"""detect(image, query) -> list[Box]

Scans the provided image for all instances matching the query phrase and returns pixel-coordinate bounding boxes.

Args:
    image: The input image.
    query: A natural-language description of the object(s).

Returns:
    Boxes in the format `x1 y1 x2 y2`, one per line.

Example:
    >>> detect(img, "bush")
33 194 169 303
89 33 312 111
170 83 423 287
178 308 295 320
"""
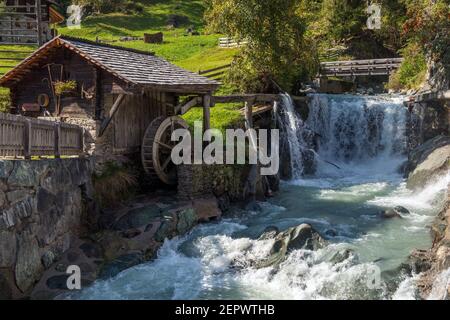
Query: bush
93 161 138 207
388 43 427 91
0 88 10 113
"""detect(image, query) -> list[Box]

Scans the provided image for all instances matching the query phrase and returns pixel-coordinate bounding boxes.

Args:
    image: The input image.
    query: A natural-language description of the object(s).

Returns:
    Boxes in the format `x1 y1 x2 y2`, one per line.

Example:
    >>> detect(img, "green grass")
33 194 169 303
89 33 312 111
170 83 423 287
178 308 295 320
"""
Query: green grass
182 103 244 132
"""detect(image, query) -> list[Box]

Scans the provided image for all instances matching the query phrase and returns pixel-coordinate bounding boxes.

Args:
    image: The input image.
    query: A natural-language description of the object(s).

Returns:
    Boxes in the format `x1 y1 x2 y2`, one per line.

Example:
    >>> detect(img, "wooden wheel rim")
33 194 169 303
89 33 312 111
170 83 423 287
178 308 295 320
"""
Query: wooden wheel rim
142 116 189 185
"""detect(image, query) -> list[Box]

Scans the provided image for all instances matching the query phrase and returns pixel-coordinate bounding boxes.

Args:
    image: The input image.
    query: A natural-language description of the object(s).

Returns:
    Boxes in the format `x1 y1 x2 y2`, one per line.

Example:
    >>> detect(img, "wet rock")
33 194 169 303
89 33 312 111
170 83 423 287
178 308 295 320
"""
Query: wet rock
328 249 354 265
113 206 162 231
121 228 142 239
258 226 280 240
99 253 144 280
286 224 326 251
176 208 197 234
193 197 222 222
79 242 102 259
154 219 175 243
67 251 80 263
55 263 68 273
46 274 70 290
256 224 326 269
381 206 410 219
405 135 450 190
41 251 56 269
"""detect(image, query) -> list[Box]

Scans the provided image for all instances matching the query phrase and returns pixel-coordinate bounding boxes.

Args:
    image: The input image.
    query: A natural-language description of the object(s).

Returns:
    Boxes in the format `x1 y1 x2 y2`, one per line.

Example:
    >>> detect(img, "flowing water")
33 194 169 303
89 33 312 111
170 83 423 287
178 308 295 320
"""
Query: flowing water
71 94 449 300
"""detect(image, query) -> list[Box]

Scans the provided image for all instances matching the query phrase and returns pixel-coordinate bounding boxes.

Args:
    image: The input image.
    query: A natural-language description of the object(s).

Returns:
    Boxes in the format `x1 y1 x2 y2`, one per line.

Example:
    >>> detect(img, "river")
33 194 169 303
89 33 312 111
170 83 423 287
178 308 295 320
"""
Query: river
70 94 449 300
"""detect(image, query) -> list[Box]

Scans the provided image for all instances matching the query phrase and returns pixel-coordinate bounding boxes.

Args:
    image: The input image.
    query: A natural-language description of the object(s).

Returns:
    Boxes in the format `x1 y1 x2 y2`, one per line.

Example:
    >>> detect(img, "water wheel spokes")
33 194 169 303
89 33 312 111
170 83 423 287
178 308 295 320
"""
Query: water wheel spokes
141 116 189 185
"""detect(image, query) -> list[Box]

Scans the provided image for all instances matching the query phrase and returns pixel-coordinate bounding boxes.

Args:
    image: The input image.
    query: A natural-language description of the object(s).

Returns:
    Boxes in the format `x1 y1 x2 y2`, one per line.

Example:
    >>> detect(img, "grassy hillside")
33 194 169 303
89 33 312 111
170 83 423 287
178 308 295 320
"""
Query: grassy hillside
0 0 243 126
59 0 238 72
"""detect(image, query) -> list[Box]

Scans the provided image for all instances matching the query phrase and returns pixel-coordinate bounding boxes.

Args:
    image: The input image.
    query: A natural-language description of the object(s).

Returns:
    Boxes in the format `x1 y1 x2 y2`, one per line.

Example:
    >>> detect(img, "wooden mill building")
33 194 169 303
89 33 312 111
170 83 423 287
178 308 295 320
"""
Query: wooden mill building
0 0 64 45
0 36 219 184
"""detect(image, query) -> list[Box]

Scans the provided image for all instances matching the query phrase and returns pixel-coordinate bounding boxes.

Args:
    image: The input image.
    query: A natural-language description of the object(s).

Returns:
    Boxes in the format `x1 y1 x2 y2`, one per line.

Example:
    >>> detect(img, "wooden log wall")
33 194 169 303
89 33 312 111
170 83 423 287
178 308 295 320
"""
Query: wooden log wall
12 48 97 117
109 89 177 154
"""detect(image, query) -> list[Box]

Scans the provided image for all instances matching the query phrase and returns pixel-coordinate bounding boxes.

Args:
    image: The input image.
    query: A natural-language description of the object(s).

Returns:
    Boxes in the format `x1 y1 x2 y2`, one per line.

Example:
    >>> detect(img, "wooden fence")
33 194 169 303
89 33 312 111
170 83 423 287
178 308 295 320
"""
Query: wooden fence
218 37 248 48
199 64 231 81
0 112 85 158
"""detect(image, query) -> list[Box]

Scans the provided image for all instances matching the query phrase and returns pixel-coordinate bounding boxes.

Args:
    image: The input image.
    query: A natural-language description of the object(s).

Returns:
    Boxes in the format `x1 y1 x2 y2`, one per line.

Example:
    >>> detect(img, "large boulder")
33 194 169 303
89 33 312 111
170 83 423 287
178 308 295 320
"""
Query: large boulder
406 135 450 190
255 224 326 269
380 206 410 219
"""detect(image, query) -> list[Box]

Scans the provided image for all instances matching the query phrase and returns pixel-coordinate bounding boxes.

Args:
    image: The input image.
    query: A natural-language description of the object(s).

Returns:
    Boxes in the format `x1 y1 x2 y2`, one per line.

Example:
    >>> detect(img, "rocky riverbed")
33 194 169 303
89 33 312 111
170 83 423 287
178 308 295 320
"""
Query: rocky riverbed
405 135 450 299
30 192 223 300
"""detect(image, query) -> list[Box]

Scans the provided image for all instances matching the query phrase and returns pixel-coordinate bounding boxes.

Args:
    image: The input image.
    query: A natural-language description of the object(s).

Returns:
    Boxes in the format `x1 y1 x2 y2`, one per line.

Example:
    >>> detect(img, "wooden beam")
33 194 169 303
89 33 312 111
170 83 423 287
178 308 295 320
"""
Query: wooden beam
245 100 253 129
98 93 125 137
212 94 279 104
175 96 202 115
203 94 211 133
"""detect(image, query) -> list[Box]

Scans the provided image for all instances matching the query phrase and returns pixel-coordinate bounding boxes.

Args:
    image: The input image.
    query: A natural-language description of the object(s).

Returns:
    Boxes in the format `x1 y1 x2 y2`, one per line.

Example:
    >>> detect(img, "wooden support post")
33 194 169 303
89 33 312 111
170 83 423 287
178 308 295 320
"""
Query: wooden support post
245 100 253 129
24 119 32 159
54 122 61 158
98 93 125 137
80 127 86 158
203 94 211 133
35 0 43 46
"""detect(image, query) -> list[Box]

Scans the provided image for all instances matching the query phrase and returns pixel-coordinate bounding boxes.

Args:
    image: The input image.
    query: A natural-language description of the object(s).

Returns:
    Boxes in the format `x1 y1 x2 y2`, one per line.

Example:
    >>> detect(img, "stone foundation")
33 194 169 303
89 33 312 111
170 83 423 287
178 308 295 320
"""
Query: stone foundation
0 158 94 299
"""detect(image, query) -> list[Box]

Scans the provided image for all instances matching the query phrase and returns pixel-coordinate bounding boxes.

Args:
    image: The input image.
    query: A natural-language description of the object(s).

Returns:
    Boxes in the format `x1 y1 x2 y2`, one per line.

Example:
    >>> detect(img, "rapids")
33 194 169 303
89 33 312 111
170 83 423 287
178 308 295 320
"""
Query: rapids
69 94 449 300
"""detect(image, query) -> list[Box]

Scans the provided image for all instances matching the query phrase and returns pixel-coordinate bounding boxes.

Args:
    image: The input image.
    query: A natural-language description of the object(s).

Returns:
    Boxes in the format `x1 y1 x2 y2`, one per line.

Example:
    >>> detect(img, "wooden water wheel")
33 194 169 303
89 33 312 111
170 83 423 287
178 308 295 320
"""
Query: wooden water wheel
141 116 189 185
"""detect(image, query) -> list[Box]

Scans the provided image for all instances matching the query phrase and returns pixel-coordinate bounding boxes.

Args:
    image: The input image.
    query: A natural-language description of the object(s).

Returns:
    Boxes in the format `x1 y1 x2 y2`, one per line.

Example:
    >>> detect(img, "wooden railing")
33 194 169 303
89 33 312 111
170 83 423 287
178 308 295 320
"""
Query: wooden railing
320 58 404 77
199 63 231 81
0 112 85 158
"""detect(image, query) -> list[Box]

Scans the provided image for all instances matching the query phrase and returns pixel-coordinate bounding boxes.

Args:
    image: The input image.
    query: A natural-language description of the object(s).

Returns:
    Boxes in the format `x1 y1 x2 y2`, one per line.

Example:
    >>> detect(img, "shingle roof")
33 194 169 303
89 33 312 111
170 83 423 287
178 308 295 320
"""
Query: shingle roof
0 36 219 93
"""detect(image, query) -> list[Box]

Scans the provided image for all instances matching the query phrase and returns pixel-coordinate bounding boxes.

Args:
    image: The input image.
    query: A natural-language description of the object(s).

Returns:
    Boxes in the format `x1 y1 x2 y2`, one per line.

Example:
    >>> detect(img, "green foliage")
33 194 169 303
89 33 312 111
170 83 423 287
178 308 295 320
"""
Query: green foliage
54 80 77 96
0 88 10 113
388 43 427 90
205 0 318 93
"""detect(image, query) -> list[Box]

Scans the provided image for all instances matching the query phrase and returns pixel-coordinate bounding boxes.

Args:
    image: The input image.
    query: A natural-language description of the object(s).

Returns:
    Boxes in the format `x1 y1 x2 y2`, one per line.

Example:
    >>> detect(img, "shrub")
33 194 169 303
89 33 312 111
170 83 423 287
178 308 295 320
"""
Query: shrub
93 161 138 207
388 43 427 91
0 88 10 113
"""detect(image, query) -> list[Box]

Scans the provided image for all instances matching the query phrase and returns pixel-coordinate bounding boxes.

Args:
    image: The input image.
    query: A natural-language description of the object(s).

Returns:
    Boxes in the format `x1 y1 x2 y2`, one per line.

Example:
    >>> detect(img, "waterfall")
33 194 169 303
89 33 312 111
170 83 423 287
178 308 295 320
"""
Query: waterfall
277 93 407 180
278 94 314 179
306 94 407 166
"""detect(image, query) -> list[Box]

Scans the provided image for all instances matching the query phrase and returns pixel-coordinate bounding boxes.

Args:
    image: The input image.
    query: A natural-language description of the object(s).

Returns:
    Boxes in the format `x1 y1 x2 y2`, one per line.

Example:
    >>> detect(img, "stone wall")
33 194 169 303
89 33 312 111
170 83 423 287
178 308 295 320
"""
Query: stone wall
0 158 94 299
178 164 279 209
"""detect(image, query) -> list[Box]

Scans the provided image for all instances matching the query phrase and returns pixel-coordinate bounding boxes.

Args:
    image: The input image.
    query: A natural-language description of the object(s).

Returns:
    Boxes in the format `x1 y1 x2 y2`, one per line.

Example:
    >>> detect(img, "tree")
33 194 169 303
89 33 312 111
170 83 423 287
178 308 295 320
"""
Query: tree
205 0 318 93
